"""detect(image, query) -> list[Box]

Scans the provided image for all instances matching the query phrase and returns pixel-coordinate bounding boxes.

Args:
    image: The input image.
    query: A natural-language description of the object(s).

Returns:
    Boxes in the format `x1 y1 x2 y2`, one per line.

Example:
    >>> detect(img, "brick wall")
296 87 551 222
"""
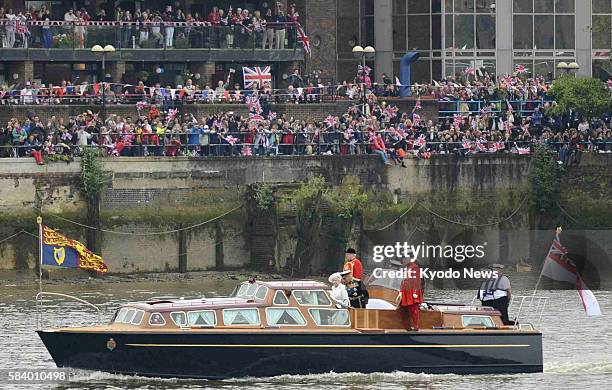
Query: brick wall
299 0 337 81
6 61 34 85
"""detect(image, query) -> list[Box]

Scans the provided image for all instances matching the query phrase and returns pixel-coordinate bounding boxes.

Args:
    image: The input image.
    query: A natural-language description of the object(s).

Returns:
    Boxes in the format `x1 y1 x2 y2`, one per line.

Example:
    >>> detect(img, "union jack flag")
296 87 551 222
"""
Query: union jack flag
413 98 422 111
324 115 336 128
385 105 398 119
249 113 265 122
242 66 272 89
464 67 476 75
225 135 239 145
166 108 179 123
412 113 421 127
358 65 372 76
396 128 407 139
522 124 531 135
246 94 262 114
475 139 486 152
297 25 311 55
541 228 601 316
514 143 531 155
343 128 354 140
268 111 277 121
490 142 505 152
515 64 528 74
453 114 464 124
462 140 472 150
241 146 253 156
414 134 426 148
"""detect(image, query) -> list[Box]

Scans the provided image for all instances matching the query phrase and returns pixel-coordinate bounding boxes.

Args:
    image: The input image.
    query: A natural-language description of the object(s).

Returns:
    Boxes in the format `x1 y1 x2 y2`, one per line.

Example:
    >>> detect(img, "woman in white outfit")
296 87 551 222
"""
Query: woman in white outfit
328 272 349 308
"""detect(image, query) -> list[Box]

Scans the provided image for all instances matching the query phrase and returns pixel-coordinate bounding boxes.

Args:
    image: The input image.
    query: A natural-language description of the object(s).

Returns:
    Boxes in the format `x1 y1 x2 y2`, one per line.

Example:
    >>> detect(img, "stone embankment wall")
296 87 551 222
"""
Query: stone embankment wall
1 154 610 288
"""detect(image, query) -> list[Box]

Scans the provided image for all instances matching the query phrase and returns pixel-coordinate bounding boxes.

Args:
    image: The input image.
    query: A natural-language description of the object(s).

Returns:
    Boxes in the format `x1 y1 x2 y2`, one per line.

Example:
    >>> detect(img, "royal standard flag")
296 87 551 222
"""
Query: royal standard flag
41 225 108 273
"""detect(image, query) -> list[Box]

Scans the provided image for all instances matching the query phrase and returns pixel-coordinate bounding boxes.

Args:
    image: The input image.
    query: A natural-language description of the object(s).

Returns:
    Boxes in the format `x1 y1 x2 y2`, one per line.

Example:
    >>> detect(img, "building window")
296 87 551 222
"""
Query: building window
512 0 576 50
592 1 612 82
593 0 611 13
445 0 496 50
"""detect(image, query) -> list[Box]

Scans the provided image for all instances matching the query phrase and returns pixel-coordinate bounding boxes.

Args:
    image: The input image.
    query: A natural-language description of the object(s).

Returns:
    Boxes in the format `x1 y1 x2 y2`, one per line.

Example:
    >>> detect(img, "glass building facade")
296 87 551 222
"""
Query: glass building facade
337 0 611 82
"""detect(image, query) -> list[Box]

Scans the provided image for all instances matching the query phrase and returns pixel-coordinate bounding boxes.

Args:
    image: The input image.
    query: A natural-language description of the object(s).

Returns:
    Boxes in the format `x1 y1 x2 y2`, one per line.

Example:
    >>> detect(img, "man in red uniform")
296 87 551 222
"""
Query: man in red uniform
343 248 363 280
397 256 423 331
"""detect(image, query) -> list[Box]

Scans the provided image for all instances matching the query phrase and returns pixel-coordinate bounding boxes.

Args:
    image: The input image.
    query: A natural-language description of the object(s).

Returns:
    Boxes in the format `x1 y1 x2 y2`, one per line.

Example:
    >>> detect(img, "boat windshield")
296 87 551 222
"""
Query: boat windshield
232 282 260 298
364 269 402 291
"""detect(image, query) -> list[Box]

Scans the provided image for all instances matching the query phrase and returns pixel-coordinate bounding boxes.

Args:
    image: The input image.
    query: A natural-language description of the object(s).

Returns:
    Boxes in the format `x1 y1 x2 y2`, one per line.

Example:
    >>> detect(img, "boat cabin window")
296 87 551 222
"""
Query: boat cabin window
293 290 331 306
170 311 188 327
114 308 129 323
223 308 260 326
462 315 495 328
309 309 351 326
235 283 259 298
246 283 258 297
114 307 145 325
236 284 249 297
255 286 269 300
273 290 289 305
265 307 307 326
149 312 166 326
123 309 137 323
131 310 145 325
187 310 217 327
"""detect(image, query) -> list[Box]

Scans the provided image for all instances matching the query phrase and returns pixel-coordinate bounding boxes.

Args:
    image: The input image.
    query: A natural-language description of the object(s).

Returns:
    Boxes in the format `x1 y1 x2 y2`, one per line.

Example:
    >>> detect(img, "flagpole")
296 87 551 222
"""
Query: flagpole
37 216 43 295
532 226 562 297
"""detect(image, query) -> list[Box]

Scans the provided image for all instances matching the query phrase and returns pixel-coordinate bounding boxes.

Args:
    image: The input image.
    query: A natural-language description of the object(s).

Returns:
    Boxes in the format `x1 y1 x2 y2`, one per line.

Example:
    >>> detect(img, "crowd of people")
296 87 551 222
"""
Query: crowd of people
1 72 610 166
0 69 566 109
0 2 301 50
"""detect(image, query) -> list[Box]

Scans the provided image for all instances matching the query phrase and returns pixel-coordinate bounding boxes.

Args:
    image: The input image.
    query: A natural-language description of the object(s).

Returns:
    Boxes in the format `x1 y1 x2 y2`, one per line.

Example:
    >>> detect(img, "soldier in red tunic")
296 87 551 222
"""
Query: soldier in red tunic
397 257 423 331
343 248 363 280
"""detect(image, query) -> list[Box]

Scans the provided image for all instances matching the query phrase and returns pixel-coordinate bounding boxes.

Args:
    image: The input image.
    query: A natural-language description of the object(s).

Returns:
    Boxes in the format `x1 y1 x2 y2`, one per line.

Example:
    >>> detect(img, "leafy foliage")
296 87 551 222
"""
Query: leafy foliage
326 177 368 220
80 148 111 201
290 176 327 213
529 144 561 215
546 76 612 120
253 182 275 211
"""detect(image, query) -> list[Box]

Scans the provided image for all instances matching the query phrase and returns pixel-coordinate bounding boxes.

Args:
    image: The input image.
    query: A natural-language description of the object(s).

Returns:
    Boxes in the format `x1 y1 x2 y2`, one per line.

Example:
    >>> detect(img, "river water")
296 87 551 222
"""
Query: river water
1 275 611 390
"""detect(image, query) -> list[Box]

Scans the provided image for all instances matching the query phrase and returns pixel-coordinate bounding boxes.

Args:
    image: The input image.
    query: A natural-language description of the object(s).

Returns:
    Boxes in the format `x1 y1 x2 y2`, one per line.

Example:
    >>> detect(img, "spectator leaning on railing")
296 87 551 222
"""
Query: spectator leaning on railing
0 2 302 50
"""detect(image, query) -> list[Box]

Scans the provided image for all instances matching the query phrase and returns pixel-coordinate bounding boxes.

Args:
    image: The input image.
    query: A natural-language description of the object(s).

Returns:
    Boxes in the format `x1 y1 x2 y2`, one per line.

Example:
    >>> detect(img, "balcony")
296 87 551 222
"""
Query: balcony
0 21 304 63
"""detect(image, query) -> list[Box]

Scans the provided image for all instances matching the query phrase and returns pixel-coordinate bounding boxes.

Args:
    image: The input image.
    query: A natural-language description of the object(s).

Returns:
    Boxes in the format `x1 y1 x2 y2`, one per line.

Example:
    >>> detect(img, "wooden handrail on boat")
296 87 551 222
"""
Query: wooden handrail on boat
36 292 102 329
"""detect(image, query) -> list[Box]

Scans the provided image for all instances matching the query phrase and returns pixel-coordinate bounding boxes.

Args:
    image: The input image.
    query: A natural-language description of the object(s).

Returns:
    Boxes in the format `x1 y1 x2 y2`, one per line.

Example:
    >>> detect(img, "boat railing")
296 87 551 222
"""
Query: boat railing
509 295 548 329
36 292 102 330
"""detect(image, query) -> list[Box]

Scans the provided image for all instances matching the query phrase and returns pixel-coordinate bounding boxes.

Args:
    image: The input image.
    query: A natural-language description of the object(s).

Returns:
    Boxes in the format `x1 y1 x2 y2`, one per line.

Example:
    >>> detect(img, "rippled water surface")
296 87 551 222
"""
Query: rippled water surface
1 276 610 390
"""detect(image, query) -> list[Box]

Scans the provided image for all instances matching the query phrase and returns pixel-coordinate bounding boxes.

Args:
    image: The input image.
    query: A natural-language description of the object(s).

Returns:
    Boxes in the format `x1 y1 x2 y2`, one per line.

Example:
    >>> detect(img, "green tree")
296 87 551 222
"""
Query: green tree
80 148 111 252
325 177 368 273
546 76 612 120
289 176 327 276
529 144 561 216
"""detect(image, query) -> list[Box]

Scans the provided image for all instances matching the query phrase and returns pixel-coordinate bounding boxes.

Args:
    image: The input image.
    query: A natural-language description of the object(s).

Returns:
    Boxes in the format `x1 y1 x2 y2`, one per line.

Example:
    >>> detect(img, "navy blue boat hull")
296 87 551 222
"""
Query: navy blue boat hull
37 330 543 378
